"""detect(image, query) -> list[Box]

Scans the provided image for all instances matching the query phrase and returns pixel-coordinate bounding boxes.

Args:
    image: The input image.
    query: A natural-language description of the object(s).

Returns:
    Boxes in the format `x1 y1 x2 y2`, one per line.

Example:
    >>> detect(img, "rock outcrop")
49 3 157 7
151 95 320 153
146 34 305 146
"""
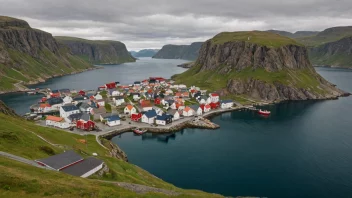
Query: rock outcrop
309 36 352 68
0 100 19 117
152 42 203 60
56 37 136 64
0 16 93 92
174 31 348 102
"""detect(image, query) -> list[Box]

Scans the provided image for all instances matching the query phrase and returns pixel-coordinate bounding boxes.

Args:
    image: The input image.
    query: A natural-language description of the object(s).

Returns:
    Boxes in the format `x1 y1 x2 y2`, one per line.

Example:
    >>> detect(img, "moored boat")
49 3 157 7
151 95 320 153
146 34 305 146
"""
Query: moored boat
258 109 271 115
133 128 147 135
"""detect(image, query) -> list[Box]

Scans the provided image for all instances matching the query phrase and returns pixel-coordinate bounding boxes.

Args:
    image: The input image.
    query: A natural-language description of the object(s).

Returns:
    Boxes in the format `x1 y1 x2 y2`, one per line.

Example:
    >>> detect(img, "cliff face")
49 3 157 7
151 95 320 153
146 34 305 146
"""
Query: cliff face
174 31 347 102
56 37 136 64
152 42 203 60
309 36 352 67
0 16 93 93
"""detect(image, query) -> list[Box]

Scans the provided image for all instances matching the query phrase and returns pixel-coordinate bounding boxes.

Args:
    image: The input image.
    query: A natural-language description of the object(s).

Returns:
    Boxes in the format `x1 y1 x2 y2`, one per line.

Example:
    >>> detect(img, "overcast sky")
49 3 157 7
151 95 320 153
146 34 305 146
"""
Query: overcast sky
1 0 352 50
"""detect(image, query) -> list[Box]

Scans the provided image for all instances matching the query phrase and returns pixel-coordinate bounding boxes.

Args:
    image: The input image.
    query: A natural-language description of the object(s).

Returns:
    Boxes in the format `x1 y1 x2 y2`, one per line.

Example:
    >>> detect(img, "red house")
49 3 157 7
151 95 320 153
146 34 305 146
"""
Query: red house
131 113 142 122
78 90 86 96
76 120 95 131
210 102 220 109
105 82 116 89
154 97 161 105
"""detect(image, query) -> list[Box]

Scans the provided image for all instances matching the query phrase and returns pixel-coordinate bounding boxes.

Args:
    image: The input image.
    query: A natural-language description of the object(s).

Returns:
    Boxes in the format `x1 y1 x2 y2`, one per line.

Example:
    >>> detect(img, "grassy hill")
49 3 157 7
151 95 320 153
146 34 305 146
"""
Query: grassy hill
211 31 303 48
0 109 223 197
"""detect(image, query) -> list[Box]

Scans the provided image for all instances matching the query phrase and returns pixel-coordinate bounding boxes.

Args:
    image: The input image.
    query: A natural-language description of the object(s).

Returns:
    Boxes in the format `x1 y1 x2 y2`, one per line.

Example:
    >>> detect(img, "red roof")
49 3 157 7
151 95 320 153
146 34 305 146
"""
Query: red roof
40 103 51 108
211 93 219 97
46 116 63 122
141 100 152 108
105 82 116 89
126 104 134 110
184 106 192 112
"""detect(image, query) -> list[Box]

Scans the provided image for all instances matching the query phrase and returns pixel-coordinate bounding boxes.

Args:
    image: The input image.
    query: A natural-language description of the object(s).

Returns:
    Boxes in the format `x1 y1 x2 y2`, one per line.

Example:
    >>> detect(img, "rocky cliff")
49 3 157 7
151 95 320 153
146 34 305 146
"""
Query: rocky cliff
309 36 352 68
56 37 136 64
152 42 203 60
130 49 159 57
0 16 93 93
174 31 348 102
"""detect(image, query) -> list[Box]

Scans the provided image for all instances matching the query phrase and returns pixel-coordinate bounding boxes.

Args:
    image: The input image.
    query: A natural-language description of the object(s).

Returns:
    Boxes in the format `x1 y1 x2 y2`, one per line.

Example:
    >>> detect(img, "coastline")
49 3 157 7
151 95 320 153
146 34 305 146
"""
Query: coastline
314 65 352 70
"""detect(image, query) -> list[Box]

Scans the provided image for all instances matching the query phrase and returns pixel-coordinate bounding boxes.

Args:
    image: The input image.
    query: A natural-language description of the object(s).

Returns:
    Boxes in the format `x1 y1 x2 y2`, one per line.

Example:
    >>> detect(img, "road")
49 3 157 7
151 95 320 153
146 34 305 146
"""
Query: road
0 151 50 170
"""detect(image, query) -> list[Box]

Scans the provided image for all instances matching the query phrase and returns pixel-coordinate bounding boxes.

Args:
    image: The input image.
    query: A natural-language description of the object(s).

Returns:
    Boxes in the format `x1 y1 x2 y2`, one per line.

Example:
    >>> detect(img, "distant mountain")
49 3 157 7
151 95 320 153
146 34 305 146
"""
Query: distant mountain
55 36 136 65
309 36 352 68
267 30 319 38
152 42 203 61
130 49 159 57
0 16 92 93
296 26 352 46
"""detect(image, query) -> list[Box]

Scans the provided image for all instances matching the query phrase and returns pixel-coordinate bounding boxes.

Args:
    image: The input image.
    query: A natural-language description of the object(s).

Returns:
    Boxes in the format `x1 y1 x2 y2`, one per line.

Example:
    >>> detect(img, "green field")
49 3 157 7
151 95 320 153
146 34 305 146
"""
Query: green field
211 31 303 48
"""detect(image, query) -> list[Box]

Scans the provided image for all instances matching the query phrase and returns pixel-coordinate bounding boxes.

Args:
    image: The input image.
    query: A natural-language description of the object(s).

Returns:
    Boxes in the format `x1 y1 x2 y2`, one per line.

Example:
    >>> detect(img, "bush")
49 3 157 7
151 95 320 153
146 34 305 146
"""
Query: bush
39 146 55 156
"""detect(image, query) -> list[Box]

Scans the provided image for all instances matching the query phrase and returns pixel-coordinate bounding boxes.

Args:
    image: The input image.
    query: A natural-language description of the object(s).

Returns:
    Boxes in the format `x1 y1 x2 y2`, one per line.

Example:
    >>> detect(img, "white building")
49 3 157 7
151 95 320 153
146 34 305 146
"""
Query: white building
94 93 103 100
111 90 120 96
167 109 180 121
45 116 70 129
124 105 137 114
114 96 125 106
209 93 220 103
100 113 121 127
190 105 202 116
63 96 73 104
141 110 157 124
221 100 234 109
96 99 105 107
182 106 194 117
60 105 80 120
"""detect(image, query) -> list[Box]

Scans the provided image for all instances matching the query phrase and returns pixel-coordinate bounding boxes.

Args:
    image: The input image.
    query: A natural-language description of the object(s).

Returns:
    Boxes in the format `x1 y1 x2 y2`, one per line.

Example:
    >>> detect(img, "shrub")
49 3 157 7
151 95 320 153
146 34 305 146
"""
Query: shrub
39 146 55 156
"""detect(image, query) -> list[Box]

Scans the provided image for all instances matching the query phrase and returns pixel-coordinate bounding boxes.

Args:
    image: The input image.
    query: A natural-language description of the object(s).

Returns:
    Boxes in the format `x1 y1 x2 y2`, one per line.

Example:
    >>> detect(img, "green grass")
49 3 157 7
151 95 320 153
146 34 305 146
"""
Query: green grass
105 103 112 113
0 75 17 91
211 31 303 48
309 49 352 67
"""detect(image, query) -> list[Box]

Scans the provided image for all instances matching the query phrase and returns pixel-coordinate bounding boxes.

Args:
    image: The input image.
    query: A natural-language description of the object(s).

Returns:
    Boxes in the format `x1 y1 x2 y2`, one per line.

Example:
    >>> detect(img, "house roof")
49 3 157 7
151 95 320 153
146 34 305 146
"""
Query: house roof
211 93 219 97
221 100 233 104
61 104 79 112
36 150 83 170
101 113 120 120
184 106 192 112
167 109 178 115
93 107 106 114
126 104 134 110
73 96 86 101
51 90 59 93
61 157 104 177
80 113 91 121
156 114 171 121
40 103 51 108
166 100 175 104
189 105 200 111
68 113 83 120
47 97 63 105
46 116 63 122
78 103 91 110
141 100 152 108
144 110 157 118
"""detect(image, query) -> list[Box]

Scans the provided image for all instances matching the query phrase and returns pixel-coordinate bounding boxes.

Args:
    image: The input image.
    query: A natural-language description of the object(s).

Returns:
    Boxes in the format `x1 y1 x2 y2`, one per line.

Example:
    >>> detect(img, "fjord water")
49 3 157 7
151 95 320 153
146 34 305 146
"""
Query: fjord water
112 67 352 198
0 58 187 115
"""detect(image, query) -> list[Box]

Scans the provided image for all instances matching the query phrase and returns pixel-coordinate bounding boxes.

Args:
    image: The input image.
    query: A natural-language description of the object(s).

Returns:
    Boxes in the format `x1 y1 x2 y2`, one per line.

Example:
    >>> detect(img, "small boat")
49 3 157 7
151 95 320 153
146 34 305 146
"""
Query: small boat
133 128 147 135
27 91 36 95
258 109 271 115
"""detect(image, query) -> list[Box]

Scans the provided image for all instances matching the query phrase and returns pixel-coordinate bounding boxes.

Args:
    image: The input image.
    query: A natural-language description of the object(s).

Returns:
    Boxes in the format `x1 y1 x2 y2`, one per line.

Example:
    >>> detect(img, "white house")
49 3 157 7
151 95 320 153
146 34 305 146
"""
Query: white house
60 104 80 120
100 113 121 126
190 105 202 116
111 90 120 96
153 106 164 116
197 96 208 104
221 100 234 109
167 109 180 121
79 103 93 113
156 114 172 126
141 110 157 124
209 93 220 103
94 93 103 100
38 104 52 113
63 96 73 104
132 93 141 101
96 99 105 107
179 84 187 89
201 104 211 113
46 116 70 129
114 96 125 106
124 105 137 114
182 106 194 117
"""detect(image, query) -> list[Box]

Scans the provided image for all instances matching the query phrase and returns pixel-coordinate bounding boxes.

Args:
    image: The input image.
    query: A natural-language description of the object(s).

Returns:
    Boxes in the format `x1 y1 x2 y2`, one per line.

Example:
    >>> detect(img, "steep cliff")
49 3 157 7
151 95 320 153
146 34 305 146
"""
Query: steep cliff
173 31 347 102
0 16 93 93
309 36 352 67
152 42 203 60
56 36 136 64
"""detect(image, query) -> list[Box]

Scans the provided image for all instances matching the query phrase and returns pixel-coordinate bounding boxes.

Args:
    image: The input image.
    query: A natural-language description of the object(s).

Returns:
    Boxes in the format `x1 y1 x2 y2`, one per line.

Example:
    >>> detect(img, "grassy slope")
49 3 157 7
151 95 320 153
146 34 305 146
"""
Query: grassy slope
296 27 352 47
211 31 303 48
309 52 352 68
0 113 222 197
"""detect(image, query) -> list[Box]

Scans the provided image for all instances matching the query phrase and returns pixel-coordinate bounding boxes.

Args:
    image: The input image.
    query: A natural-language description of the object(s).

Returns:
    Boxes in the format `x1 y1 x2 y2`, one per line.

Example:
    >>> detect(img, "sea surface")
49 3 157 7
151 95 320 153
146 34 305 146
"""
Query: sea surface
1 59 352 197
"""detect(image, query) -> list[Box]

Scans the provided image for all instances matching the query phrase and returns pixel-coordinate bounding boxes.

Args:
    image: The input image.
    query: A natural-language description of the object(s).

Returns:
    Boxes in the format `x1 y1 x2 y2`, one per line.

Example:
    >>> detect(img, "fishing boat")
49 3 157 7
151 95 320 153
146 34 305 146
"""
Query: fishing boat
258 109 271 115
133 128 147 135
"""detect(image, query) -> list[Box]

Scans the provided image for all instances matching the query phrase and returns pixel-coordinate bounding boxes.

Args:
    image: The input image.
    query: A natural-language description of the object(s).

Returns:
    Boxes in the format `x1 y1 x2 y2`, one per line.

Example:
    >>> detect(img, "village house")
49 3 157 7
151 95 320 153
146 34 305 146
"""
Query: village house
182 106 194 117
78 90 86 96
156 114 172 126
78 102 93 113
95 99 105 107
105 82 116 89
63 95 73 104
131 113 142 121
45 116 70 129
165 89 173 95
153 106 164 116
38 103 52 113
94 93 103 100
221 100 234 109
47 97 64 110
72 96 88 105
50 90 61 98
165 100 176 109
141 110 157 124
92 107 107 120
113 96 125 106
60 104 80 122
100 113 121 126
59 89 71 96
178 84 187 89
124 104 137 114
181 92 189 98
76 113 95 131
190 105 203 116
197 95 208 104
134 81 141 87
131 93 141 101
167 109 180 121
209 93 220 103
200 104 211 113
141 100 153 111
154 97 161 105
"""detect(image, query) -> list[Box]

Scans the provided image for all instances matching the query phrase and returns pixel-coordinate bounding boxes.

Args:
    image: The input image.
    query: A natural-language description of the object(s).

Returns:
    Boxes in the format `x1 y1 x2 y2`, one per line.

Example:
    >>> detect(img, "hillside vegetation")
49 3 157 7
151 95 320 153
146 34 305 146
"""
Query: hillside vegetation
0 16 93 93
152 42 203 60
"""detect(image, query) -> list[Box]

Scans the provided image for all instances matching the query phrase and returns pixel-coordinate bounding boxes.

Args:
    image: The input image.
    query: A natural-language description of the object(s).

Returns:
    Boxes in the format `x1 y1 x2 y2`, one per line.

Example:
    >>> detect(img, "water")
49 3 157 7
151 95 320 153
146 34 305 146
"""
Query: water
1 59 352 197
112 67 352 198
0 58 187 115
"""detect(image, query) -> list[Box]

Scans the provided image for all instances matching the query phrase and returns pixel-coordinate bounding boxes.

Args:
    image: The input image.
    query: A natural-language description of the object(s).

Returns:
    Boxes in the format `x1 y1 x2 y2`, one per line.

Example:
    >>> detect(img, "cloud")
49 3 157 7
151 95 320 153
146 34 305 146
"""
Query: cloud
1 0 352 50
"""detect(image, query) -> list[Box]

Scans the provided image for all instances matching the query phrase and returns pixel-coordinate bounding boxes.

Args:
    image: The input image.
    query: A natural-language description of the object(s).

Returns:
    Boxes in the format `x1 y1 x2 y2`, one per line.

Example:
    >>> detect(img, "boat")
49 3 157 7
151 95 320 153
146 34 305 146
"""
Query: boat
133 128 147 135
258 109 271 115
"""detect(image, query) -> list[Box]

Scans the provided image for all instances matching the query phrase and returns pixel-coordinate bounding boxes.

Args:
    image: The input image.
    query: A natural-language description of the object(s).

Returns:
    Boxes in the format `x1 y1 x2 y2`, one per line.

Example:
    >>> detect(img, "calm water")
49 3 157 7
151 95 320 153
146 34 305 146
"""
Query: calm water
1 59 352 197
0 58 187 115
112 67 352 198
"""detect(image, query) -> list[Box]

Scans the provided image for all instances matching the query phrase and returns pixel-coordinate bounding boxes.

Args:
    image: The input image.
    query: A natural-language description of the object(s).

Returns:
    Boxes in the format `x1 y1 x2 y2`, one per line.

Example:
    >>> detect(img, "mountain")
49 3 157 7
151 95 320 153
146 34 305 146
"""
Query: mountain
55 36 136 64
309 36 352 67
152 42 203 60
296 26 352 46
130 49 159 57
267 30 319 38
173 31 347 102
0 16 93 93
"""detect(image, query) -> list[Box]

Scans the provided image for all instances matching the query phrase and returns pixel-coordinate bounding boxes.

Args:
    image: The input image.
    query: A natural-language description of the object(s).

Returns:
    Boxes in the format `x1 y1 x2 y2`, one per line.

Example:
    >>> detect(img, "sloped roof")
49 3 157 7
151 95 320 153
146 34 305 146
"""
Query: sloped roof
36 150 83 170
144 110 157 118
80 113 91 121
47 97 63 105
221 100 233 104
156 114 171 121
189 105 200 111
167 109 178 115
46 116 63 122
126 104 134 110
184 106 192 112
61 104 79 112
61 157 104 177
101 113 120 121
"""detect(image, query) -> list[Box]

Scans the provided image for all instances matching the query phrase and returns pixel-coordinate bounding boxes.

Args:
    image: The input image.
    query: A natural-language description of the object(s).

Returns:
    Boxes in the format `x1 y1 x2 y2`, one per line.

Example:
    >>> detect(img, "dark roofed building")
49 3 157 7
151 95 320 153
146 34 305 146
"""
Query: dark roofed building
47 97 63 106
35 150 83 170
61 104 79 112
61 157 104 178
